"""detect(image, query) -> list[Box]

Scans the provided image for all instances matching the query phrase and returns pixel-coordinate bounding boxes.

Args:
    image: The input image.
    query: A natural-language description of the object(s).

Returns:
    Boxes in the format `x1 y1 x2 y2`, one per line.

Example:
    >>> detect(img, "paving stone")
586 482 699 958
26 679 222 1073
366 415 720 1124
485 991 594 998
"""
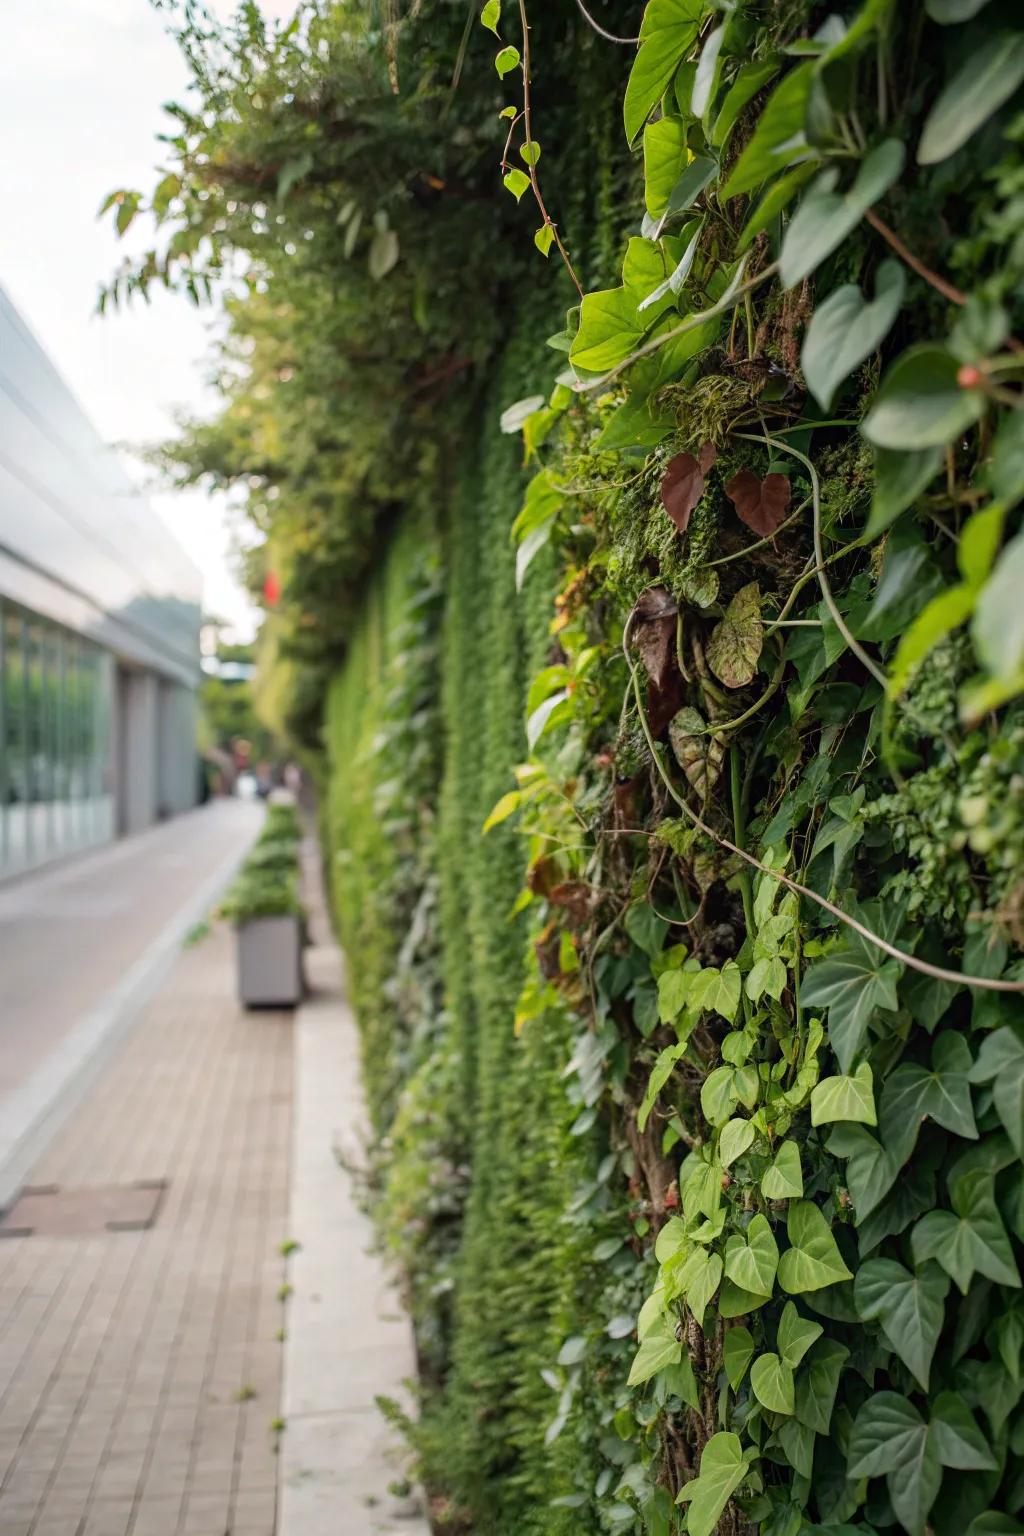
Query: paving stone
0 843 291 1536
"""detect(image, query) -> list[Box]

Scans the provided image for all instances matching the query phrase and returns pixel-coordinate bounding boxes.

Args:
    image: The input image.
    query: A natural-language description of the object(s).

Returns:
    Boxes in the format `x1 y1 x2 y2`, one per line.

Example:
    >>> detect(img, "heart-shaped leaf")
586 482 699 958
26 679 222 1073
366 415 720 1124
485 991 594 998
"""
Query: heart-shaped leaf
780 140 905 288
854 1257 949 1389
862 343 986 451
723 1212 779 1298
911 1169 1020 1293
719 1117 755 1169
723 1325 755 1389
676 1432 752 1536
661 442 716 532
811 1061 877 1127
627 1310 682 1386
762 1139 804 1201
725 469 791 536
801 934 902 1072
707 581 763 689
751 1351 795 1414
849 1391 995 1535
778 1200 853 1293
777 1300 823 1367
795 1337 848 1433
802 260 905 410
669 707 724 797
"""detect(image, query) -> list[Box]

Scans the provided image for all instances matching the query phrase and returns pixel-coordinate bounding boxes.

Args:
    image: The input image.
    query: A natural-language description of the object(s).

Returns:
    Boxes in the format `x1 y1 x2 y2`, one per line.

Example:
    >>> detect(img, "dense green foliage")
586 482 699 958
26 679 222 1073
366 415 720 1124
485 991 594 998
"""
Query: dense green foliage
217 802 303 923
121 0 1024 1532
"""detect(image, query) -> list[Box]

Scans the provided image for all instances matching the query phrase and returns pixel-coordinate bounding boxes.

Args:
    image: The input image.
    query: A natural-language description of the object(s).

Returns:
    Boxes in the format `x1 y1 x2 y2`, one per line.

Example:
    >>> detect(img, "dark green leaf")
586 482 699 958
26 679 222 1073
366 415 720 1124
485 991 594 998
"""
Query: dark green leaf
802 938 902 1072
862 344 987 451
918 31 1024 165
854 1258 949 1388
863 445 944 541
780 141 905 288
802 261 904 411
911 1169 1021 1293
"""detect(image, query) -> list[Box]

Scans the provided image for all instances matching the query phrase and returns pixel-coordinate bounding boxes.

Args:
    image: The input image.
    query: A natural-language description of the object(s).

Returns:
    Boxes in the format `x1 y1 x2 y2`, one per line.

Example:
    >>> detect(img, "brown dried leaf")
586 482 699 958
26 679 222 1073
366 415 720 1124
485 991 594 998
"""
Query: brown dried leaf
725 468 791 537
698 440 717 474
632 586 677 690
668 707 725 799
706 581 763 689
661 454 700 533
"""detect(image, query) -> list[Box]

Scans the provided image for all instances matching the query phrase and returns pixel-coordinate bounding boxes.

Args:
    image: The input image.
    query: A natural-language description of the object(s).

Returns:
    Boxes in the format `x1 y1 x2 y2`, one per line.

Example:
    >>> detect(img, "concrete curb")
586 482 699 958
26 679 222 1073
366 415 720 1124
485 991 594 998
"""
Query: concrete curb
0 813 260 1212
277 921 430 1535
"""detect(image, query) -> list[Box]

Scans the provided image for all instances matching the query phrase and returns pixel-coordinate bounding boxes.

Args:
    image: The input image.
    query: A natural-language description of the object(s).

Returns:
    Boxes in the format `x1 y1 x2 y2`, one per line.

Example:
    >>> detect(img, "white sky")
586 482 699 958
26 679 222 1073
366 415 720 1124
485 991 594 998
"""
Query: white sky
0 0 297 641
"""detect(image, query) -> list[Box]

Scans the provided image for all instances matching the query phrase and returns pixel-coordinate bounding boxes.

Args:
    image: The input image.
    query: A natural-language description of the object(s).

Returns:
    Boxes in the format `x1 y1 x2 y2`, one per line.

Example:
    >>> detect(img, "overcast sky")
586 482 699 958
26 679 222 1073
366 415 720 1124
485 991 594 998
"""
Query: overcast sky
0 0 296 639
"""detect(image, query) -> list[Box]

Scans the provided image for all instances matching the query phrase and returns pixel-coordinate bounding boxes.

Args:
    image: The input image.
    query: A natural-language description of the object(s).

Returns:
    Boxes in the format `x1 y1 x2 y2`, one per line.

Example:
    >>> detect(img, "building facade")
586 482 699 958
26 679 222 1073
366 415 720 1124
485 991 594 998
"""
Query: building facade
0 286 202 878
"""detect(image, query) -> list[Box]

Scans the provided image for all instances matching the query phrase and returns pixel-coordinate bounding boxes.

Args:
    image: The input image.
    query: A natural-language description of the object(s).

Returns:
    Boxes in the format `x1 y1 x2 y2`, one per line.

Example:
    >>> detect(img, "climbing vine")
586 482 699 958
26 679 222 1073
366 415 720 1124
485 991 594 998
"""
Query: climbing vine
485 0 1024 1532
117 0 1024 1532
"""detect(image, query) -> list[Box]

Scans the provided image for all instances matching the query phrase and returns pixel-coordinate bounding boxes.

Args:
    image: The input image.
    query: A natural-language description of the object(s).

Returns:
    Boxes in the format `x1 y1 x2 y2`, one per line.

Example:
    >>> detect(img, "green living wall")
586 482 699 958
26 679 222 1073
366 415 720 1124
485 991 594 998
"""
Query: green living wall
120 0 1024 1532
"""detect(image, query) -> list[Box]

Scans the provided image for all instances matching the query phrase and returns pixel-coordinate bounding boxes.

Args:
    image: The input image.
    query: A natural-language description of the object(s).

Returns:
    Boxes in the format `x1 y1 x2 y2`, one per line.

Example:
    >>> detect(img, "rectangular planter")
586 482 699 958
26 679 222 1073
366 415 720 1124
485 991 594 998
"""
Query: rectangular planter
237 915 303 1008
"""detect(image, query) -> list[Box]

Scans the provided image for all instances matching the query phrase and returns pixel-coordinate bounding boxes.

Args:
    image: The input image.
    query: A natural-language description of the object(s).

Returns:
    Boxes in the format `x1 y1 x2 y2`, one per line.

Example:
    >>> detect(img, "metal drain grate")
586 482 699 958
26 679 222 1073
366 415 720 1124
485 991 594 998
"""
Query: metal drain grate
0 1181 167 1237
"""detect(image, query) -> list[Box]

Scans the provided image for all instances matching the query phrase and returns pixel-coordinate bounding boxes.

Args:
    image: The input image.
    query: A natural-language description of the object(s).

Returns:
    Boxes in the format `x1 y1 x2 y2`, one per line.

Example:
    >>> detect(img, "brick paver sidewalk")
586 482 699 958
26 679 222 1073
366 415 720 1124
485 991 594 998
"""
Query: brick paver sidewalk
0 921 292 1536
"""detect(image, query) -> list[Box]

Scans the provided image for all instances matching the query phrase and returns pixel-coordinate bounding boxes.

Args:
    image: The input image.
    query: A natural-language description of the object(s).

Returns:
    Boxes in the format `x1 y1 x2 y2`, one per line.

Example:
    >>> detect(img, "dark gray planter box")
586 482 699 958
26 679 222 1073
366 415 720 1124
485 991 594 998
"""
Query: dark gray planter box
237 916 303 1008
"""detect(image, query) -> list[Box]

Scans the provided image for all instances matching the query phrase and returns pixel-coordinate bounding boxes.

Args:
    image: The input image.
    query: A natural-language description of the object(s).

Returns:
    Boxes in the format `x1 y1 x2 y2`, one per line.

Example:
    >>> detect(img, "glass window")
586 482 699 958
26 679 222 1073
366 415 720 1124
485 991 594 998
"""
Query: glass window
3 606 28 869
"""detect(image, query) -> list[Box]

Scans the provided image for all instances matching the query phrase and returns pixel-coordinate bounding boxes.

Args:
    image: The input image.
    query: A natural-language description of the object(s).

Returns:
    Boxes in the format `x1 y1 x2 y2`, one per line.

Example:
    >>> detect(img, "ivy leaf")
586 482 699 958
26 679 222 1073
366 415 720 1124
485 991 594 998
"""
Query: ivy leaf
534 224 554 258
911 1169 1021 1293
479 0 500 34
777 1201 853 1294
762 1139 804 1200
802 261 905 411
972 531 1024 682
623 0 705 145
689 960 743 1023
721 62 814 198
918 31 1024 165
968 1026 1024 1156
723 1213 779 1298
661 442 716 532
519 139 540 167
848 1393 942 1536
879 1032 978 1168
627 1310 682 1387
775 1417 815 1479
795 1337 848 1433
854 1258 950 1389
679 1247 723 1328
675 1432 751 1536
751 1351 795 1414
862 344 986 451
719 1117 755 1168
811 1062 877 1127
780 141 905 288
777 1300 823 1367
801 936 902 1073
707 581 763 689
725 469 791 536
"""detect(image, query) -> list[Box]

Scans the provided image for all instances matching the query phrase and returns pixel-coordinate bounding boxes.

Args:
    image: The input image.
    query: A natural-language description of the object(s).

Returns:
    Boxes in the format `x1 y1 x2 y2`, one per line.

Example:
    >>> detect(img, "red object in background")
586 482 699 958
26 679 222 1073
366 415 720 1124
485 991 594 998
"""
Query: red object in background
263 570 281 606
